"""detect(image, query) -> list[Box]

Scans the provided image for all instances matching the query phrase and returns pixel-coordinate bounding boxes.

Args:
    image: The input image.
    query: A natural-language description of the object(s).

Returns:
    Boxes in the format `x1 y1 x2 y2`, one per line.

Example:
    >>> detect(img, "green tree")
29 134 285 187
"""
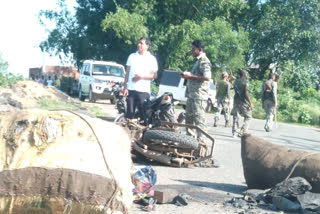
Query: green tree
280 60 320 92
40 0 249 75
39 0 131 68
242 0 320 79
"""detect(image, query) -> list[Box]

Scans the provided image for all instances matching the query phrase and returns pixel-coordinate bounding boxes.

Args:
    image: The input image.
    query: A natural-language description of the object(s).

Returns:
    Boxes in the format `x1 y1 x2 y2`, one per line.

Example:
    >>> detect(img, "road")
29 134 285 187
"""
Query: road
91 100 320 213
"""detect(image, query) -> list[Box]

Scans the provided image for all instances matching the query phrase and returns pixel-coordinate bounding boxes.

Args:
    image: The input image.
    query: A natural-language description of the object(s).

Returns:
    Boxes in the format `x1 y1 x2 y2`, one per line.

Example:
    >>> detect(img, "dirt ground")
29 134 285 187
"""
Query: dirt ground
0 80 78 111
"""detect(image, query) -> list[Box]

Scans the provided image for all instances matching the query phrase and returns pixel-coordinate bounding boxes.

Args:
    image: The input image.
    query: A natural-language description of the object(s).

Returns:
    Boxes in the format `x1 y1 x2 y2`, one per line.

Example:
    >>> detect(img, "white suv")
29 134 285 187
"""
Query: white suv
78 60 125 103
158 69 216 112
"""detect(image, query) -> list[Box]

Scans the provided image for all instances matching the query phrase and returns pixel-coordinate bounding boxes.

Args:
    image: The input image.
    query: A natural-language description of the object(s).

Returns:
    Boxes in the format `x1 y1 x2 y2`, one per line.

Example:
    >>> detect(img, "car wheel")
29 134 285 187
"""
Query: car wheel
89 87 96 103
78 85 86 101
110 98 115 104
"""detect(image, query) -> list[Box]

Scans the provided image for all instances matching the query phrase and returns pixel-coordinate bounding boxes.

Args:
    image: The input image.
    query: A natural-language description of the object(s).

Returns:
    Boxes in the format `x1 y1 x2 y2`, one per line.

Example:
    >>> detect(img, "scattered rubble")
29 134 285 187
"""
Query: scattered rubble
226 177 320 213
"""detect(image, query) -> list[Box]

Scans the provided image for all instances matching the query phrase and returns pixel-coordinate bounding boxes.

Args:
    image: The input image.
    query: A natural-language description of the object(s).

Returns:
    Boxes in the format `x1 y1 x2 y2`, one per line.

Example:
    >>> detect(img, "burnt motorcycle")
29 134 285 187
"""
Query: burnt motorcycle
114 89 215 167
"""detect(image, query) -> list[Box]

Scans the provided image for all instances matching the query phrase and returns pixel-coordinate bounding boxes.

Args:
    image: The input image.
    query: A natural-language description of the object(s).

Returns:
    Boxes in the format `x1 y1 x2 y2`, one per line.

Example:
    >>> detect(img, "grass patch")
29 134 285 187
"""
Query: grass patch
37 98 105 118
38 98 79 111
251 98 266 120
86 105 104 118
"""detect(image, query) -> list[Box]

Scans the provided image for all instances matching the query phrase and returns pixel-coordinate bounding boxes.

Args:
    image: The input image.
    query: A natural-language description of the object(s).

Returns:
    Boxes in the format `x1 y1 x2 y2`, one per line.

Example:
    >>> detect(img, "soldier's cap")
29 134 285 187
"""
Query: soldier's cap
222 71 228 77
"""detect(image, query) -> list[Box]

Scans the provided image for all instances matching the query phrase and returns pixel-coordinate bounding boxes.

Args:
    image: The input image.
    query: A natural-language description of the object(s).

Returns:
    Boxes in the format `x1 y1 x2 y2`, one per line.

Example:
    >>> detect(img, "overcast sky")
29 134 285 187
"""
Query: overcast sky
0 0 76 77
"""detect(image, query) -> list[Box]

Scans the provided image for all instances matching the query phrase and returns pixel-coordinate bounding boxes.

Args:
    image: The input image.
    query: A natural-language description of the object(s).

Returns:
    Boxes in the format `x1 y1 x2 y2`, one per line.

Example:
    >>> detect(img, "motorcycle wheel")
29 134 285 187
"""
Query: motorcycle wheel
143 130 199 150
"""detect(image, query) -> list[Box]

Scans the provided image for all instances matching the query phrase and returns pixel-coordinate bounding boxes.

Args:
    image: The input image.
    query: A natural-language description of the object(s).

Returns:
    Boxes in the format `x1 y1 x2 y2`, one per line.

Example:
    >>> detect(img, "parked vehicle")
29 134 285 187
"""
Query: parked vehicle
158 69 216 112
111 82 126 114
78 60 125 103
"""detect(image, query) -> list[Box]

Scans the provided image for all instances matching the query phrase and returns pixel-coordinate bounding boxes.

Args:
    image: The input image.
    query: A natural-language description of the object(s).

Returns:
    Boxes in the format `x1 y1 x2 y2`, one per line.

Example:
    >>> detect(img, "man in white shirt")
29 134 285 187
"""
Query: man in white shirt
123 37 158 124
46 76 53 86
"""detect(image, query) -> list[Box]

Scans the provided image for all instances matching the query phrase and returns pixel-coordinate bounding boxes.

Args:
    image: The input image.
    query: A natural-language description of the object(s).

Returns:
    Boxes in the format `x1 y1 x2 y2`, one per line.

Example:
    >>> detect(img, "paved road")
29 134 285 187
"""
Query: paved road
208 116 320 152
91 100 320 213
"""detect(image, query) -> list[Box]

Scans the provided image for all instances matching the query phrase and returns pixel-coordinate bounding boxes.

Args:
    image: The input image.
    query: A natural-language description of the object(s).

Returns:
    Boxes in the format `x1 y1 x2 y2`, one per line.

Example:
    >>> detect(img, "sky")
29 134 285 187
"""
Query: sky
0 0 76 77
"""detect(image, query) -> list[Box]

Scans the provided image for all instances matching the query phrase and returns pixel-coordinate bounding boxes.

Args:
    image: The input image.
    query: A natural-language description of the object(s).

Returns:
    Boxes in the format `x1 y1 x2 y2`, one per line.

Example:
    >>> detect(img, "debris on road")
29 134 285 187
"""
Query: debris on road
227 177 320 213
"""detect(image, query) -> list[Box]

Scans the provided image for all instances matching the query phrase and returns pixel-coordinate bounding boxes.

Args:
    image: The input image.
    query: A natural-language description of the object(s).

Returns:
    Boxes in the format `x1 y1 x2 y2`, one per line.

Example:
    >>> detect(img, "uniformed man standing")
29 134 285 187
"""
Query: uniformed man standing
232 69 253 137
181 40 211 141
261 73 277 132
214 71 231 127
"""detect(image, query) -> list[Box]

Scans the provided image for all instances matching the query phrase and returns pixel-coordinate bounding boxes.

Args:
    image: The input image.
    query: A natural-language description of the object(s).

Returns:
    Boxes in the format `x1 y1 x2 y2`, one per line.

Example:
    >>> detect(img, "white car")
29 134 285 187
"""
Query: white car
78 60 125 103
158 69 216 112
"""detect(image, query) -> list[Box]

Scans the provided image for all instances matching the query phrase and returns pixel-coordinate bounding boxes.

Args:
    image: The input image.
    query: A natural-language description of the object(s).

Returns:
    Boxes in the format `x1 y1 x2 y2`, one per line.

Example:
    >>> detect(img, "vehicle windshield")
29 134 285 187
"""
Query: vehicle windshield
159 70 181 86
92 64 125 77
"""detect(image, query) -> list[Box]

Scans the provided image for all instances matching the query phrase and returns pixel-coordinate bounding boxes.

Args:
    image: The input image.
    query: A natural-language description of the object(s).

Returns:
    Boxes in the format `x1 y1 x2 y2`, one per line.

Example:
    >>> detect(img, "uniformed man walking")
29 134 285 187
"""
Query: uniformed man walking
232 69 253 137
214 71 231 127
181 40 211 141
261 73 277 132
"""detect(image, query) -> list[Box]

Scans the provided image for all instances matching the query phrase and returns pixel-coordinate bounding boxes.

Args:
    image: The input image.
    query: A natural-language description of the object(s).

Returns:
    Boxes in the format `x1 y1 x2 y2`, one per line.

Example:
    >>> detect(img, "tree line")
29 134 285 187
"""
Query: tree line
39 0 320 90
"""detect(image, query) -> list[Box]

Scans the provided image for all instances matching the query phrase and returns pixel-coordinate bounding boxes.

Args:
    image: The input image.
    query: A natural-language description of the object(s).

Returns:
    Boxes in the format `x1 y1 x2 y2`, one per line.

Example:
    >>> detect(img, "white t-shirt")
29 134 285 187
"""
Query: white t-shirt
126 51 158 93
47 79 53 86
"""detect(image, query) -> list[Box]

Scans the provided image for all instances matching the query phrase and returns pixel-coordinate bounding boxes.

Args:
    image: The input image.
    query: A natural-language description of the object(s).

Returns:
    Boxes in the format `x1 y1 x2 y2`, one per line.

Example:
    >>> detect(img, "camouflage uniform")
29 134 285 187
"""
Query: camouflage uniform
232 78 252 135
261 79 277 132
214 78 231 127
185 53 211 140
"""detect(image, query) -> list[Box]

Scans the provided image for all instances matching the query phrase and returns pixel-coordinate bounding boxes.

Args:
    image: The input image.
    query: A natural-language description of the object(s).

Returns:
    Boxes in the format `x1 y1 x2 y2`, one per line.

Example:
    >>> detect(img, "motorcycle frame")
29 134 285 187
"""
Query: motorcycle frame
116 119 215 167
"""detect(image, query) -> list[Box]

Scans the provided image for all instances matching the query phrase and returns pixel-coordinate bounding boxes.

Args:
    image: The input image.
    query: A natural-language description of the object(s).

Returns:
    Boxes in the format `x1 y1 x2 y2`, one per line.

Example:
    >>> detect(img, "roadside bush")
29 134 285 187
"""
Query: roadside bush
277 94 301 123
301 88 320 101
249 80 263 100
298 103 320 125
251 98 265 120
0 72 24 86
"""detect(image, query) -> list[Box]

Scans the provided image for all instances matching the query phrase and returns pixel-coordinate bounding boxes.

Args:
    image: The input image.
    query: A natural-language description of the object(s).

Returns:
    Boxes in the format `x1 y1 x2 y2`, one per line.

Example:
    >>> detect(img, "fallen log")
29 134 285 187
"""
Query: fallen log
241 134 320 192
0 109 133 214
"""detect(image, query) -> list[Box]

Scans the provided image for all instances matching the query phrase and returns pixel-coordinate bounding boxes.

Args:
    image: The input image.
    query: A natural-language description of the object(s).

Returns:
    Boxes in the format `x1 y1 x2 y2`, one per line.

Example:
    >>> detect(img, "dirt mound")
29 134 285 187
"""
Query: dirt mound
0 80 77 111
0 109 133 213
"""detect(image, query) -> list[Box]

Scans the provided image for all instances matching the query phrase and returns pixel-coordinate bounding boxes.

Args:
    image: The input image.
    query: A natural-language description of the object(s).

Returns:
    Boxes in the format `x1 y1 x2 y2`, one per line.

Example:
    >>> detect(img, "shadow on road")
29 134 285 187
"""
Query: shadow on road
156 182 246 202
281 135 320 144
266 136 320 152
175 180 247 195
97 116 116 122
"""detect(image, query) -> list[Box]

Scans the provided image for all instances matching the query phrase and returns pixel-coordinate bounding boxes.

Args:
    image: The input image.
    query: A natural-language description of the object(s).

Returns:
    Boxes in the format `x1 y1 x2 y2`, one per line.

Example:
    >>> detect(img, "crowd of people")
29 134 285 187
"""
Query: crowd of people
122 37 278 142
32 75 59 87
